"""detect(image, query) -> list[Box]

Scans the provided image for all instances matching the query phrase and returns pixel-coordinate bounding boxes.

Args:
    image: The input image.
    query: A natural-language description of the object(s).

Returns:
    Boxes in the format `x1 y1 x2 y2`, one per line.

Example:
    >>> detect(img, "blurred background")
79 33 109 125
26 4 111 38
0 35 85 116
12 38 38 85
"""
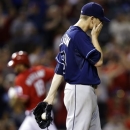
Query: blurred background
0 0 130 130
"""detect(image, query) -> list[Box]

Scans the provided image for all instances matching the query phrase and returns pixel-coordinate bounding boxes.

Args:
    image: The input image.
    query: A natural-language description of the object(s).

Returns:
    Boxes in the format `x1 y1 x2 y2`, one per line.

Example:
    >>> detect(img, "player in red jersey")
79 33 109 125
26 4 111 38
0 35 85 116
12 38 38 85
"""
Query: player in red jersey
7 51 57 130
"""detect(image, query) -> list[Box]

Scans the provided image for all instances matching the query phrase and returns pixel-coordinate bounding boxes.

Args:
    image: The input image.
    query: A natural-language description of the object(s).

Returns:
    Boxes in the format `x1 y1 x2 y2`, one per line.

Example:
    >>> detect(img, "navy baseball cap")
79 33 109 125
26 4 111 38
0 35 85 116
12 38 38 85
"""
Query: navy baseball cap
81 2 110 22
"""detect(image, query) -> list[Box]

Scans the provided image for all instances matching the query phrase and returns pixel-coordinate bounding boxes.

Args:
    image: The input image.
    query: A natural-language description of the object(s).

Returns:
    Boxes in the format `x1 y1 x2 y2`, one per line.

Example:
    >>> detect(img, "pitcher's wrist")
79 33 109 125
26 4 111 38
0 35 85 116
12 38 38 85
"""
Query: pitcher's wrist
92 33 98 37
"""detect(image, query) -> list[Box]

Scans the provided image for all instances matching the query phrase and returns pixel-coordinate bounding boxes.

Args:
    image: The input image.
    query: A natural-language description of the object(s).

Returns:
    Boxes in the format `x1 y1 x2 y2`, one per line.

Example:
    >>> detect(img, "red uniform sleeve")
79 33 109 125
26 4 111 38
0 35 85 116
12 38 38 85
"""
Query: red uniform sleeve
15 77 29 99
44 67 54 82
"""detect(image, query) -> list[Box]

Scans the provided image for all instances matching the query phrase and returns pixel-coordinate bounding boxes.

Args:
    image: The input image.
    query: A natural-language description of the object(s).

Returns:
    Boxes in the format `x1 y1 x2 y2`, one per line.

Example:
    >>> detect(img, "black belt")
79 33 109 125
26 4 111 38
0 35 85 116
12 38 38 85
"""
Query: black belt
91 85 98 89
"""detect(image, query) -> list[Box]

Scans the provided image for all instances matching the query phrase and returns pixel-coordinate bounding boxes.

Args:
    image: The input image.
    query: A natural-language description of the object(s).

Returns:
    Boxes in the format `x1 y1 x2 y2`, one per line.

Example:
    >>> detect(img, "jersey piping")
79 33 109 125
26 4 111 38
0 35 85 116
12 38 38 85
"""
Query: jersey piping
86 48 96 58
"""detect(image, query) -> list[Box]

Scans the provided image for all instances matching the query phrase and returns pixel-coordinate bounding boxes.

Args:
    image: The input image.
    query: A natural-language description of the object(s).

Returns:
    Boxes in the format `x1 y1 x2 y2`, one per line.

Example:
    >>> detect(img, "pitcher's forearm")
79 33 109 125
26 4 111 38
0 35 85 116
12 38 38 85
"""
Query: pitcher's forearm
92 36 103 66
44 73 64 104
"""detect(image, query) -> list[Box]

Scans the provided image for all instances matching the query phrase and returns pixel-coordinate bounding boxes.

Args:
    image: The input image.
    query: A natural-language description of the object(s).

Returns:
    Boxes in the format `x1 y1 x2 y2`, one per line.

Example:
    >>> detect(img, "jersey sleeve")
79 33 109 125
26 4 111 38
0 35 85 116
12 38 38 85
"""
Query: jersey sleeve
55 53 64 75
75 31 101 65
87 50 101 65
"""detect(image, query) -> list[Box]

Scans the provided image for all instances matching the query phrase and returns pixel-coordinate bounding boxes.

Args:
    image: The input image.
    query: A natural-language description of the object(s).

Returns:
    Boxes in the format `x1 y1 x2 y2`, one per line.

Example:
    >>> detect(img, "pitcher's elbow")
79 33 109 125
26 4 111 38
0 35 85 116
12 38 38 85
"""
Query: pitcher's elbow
94 60 103 67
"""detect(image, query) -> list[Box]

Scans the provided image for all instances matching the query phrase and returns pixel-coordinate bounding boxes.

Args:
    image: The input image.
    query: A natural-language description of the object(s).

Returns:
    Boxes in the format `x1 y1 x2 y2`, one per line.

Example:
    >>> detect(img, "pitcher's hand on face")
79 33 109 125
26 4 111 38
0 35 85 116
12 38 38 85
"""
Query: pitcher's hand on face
91 23 103 38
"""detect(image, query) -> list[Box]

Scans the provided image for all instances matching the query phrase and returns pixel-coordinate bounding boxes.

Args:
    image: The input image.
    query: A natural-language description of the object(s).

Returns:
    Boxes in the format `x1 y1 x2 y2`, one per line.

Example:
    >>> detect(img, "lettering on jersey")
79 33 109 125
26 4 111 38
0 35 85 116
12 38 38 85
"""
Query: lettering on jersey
60 51 67 74
26 70 45 86
34 79 45 97
61 34 70 47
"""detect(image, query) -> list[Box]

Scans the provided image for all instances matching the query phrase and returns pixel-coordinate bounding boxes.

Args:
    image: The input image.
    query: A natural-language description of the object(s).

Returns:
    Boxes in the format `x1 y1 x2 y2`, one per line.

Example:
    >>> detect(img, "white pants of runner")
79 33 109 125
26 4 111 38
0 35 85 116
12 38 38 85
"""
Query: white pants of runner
64 83 102 130
19 111 57 130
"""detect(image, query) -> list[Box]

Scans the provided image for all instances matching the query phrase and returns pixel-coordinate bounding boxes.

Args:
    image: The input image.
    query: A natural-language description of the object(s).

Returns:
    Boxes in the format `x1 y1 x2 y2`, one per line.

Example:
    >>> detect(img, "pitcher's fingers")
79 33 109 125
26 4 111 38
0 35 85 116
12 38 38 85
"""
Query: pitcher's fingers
96 23 103 31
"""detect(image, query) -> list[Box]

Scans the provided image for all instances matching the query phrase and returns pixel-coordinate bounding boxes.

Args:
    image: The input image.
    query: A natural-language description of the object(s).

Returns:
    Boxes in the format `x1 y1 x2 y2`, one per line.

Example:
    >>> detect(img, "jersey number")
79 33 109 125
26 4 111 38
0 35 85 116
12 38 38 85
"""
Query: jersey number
34 79 45 97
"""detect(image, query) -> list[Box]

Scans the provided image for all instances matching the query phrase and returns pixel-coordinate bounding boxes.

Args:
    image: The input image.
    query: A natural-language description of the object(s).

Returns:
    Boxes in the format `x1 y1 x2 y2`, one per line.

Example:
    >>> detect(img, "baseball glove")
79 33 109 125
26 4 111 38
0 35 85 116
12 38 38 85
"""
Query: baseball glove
33 102 53 129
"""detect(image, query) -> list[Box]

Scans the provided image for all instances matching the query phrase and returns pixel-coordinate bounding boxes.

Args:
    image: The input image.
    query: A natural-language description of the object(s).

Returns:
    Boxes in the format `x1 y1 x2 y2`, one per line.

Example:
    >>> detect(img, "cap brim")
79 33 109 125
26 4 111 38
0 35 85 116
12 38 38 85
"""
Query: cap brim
101 17 110 22
7 60 15 67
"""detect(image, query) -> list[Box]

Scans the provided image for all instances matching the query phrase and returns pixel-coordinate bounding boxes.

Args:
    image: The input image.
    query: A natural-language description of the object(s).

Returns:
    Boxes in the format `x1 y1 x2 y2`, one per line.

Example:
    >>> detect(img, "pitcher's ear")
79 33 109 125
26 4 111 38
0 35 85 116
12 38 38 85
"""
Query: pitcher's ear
90 16 94 24
88 16 94 27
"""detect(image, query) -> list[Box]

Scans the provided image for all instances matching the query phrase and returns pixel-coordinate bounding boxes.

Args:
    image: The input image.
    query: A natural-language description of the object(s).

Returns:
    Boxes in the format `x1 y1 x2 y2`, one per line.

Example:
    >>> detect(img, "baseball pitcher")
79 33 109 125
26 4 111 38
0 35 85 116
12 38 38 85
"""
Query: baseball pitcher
33 2 110 130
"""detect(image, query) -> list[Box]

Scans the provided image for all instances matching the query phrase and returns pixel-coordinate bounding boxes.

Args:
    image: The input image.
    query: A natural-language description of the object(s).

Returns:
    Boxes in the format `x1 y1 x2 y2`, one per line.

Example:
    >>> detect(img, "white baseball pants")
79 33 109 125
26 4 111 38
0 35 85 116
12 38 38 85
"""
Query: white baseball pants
64 83 102 130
